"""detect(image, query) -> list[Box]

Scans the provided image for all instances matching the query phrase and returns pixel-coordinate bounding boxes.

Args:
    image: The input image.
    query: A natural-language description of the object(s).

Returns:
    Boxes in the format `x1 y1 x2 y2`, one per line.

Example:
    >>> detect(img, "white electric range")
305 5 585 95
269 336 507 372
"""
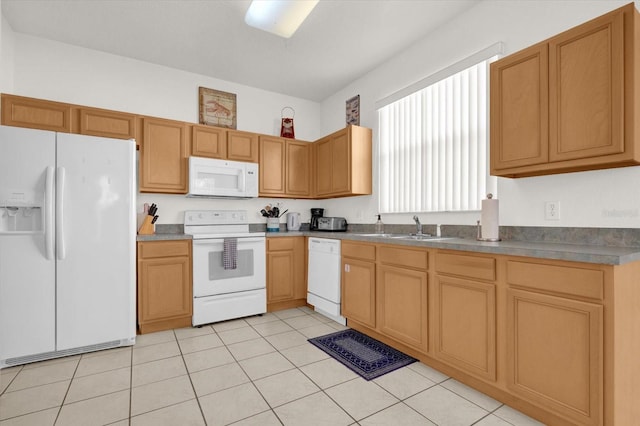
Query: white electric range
184 210 266 326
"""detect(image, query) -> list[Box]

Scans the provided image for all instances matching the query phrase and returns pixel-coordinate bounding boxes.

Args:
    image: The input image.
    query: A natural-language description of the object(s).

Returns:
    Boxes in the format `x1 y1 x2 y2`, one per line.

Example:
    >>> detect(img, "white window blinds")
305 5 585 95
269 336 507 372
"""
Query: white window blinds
378 44 501 214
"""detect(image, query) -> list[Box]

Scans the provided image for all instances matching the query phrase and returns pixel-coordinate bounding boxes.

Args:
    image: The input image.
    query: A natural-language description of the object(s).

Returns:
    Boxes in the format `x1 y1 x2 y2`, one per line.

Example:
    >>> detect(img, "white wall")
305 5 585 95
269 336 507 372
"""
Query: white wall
1 31 323 224
3 1 640 228
321 0 640 229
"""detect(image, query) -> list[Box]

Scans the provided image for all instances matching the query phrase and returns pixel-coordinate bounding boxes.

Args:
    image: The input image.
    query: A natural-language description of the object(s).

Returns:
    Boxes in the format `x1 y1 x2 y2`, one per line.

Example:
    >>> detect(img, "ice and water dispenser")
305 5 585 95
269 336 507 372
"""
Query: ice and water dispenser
0 190 44 233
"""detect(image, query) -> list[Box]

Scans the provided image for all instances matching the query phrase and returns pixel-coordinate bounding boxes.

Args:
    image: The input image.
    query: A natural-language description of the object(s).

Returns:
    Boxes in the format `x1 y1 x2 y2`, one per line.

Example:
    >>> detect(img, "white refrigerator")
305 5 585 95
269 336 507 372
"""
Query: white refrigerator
0 125 136 368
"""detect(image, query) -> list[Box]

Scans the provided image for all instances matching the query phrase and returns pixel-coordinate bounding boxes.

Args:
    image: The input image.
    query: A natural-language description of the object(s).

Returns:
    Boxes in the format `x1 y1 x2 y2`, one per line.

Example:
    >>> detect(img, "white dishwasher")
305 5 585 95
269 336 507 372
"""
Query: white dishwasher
307 238 346 325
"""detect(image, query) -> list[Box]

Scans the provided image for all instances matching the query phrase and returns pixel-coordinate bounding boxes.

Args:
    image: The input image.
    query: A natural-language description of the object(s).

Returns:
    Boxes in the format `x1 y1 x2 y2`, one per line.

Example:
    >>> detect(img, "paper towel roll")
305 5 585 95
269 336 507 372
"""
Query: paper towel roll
481 196 499 240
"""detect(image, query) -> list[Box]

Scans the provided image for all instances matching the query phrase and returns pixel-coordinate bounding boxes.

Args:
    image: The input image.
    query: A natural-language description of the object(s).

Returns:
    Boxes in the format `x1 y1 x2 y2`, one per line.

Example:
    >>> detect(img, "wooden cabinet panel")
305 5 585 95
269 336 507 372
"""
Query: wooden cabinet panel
266 237 305 309
434 275 496 381
507 260 603 300
137 240 192 334
267 251 295 302
342 258 376 328
138 257 191 321
315 137 333 196
78 108 136 140
139 117 188 193
507 288 603 425
379 245 428 270
286 140 311 196
549 10 624 162
191 125 227 158
377 264 428 352
436 252 496 281
138 240 190 259
331 130 351 194
313 125 371 198
491 44 549 171
228 130 258 163
342 241 376 261
491 4 640 178
259 136 286 195
1 94 72 133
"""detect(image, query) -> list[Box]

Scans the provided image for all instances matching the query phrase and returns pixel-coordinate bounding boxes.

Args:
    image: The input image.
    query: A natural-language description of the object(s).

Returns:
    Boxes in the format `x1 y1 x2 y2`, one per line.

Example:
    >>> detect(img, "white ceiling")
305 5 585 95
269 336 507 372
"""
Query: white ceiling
1 0 480 102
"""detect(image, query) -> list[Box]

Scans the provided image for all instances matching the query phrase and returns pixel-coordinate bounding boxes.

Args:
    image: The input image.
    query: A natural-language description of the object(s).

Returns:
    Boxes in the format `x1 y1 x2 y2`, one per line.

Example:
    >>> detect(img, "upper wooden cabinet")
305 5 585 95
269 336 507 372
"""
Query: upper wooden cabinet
76 107 137 141
315 125 372 198
491 3 640 177
259 136 312 198
1 94 72 133
139 117 188 193
227 130 259 163
191 125 227 158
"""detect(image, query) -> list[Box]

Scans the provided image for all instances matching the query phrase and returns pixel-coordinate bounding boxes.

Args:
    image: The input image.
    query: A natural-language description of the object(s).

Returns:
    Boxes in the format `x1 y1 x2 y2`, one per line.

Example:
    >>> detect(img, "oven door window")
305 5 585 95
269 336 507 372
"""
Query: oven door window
209 250 254 279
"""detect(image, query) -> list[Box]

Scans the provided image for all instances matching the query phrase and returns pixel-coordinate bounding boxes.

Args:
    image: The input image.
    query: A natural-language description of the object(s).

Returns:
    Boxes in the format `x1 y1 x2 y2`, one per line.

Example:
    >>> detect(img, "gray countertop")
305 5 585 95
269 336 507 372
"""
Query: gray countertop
137 230 640 265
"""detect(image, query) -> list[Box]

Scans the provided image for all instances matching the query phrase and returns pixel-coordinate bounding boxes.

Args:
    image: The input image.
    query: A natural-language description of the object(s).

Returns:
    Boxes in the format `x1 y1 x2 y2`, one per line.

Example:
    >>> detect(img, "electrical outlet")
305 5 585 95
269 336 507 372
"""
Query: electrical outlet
545 201 560 220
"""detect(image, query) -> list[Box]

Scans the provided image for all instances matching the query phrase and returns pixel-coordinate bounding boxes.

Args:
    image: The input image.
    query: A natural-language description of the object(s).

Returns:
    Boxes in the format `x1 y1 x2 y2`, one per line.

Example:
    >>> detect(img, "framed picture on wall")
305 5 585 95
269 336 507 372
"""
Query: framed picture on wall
346 94 360 126
199 87 237 129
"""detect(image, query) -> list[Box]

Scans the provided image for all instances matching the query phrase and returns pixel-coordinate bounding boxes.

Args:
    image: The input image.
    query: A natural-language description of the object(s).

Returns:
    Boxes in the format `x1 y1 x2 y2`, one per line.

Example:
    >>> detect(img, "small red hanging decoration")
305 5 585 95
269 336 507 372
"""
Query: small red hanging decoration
280 106 295 139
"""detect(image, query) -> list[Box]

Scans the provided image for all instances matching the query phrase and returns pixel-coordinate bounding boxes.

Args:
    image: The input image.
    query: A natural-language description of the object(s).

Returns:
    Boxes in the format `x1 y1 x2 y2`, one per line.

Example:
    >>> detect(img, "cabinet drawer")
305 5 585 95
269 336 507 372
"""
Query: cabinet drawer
378 246 428 270
267 237 296 251
507 260 604 300
436 252 496 281
138 240 190 259
342 241 376 261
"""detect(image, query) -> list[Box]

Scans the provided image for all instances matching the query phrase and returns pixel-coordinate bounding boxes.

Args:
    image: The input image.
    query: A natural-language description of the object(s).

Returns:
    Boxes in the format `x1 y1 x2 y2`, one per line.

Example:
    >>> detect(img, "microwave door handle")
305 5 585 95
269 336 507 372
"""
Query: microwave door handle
239 169 246 192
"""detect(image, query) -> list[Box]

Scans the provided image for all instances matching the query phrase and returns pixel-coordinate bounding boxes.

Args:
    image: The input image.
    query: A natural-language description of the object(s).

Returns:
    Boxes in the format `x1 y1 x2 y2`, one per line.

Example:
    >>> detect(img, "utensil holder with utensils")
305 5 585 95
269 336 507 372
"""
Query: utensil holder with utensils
138 203 159 235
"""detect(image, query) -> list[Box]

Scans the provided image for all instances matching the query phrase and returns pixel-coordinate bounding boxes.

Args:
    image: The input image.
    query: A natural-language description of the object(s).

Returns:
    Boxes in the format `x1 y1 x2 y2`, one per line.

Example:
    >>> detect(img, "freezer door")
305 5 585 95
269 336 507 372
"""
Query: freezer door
0 126 56 361
55 133 136 350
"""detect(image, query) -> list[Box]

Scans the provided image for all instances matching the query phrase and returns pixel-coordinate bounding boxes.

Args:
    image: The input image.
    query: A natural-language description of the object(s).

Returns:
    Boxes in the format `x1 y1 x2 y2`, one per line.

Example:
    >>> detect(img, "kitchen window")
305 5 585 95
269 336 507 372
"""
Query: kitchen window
377 43 502 214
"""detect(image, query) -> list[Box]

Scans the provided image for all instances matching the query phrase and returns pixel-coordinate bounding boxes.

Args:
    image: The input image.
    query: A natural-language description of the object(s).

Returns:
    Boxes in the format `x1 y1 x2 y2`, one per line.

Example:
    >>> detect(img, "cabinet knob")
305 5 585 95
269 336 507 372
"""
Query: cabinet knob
345 264 350 272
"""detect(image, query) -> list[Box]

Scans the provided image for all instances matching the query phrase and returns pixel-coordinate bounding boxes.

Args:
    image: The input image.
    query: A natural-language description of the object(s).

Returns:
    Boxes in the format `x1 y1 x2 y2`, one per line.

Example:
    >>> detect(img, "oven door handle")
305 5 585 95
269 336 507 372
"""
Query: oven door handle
192 237 266 245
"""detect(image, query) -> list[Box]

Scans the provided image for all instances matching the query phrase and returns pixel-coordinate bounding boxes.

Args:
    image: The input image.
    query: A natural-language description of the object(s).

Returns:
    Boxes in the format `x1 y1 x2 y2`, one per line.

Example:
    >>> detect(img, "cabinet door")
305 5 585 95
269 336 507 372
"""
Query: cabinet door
286 140 311 197
259 136 286 195
507 288 603 425
78 108 136 141
490 44 549 172
137 256 192 323
228 130 259 163
1 94 72 133
434 275 496 381
267 250 295 302
377 264 428 352
315 137 333 196
549 9 624 162
191 125 227 158
331 129 351 194
342 258 376 328
140 117 188 193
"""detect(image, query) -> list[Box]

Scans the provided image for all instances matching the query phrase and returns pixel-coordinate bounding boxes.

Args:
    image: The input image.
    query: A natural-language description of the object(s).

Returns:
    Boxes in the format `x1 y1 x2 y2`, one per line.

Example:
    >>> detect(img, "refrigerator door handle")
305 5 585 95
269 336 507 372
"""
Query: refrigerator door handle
56 166 66 260
45 166 55 260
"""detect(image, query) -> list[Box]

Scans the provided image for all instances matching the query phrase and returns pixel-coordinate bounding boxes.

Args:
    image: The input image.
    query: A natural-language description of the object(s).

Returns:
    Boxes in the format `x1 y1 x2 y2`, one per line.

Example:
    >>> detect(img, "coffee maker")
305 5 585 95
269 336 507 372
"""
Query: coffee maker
310 208 324 231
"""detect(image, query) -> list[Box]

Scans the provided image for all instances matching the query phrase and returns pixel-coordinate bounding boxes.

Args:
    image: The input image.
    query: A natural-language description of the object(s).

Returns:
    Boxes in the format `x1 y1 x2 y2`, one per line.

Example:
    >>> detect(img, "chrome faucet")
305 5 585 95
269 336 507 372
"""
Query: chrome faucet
413 215 422 235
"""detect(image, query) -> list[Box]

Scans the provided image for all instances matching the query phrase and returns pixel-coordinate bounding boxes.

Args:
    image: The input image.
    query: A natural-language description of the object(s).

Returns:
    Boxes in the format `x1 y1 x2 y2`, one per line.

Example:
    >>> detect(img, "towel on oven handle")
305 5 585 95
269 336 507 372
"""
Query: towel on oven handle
223 238 238 270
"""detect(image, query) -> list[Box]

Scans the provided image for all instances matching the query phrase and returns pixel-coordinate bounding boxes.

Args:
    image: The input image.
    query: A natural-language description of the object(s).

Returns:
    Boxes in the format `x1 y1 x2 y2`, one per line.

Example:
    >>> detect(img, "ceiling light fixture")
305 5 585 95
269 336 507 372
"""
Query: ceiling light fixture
245 0 319 38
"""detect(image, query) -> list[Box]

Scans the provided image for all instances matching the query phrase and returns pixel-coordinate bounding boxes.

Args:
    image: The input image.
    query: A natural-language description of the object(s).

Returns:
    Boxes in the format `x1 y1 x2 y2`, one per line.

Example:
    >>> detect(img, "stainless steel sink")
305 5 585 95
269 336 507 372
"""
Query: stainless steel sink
356 233 455 241
389 234 455 241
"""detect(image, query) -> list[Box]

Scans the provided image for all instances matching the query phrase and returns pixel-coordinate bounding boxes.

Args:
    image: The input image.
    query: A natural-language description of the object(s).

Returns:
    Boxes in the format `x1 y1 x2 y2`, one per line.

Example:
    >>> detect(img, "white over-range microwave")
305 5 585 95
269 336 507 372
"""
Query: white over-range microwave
187 156 259 199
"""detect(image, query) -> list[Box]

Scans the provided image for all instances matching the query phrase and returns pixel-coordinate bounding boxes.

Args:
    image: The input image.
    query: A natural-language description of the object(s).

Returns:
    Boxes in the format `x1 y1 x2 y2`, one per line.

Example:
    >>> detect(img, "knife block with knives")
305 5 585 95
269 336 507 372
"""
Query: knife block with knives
138 203 159 235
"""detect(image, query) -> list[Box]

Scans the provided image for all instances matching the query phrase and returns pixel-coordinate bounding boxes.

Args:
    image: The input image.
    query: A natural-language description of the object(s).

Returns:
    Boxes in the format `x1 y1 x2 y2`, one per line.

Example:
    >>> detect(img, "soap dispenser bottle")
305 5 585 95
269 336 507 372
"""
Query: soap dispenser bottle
375 214 384 234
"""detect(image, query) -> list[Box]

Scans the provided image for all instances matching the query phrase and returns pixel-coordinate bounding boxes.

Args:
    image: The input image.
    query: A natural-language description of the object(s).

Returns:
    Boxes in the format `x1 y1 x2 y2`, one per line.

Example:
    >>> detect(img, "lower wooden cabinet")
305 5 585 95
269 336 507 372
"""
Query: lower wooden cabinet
342 257 376 328
266 237 306 311
377 263 428 352
434 275 496 381
137 240 192 334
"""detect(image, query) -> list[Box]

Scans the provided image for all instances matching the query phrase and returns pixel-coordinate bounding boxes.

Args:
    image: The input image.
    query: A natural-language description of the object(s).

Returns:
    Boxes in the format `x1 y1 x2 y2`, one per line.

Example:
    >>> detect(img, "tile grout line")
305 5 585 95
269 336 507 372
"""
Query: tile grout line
175 327 210 426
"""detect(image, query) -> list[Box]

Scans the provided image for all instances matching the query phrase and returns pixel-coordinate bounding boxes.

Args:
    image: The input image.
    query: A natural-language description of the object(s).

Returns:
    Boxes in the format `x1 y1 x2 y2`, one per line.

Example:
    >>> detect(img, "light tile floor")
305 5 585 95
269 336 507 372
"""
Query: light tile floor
0 307 545 425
